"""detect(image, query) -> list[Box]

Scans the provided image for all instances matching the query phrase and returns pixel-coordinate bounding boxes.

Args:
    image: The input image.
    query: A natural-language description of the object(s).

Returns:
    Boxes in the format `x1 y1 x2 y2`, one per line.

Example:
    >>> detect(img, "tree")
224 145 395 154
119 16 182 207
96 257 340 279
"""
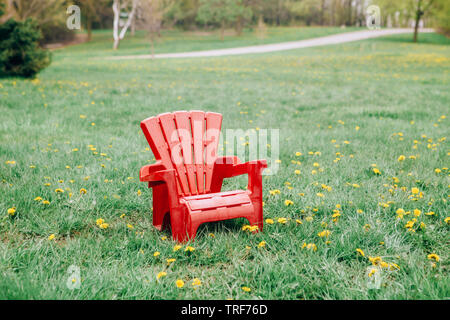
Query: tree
411 0 435 42
135 0 174 56
74 0 110 42
112 0 138 49
197 0 251 40
432 0 450 35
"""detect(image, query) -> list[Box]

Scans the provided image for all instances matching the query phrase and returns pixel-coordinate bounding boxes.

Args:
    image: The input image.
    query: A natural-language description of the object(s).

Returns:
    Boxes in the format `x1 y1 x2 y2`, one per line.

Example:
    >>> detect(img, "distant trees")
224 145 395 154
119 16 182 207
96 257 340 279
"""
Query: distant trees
197 0 252 40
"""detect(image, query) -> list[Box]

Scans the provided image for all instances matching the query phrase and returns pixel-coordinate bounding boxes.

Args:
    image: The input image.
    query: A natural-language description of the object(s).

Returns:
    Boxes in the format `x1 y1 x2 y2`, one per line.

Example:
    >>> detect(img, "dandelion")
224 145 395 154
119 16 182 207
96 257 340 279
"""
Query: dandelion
356 248 365 257
80 188 87 194
257 241 266 248
192 278 202 287
284 200 293 206
153 251 160 257
166 258 176 265
173 245 182 252
7 207 16 216
55 188 64 193
317 230 331 238
444 217 450 224
411 187 419 195
427 253 440 262
127 224 134 229
277 217 287 224
265 218 274 224
42 200 50 205
99 223 109 229
397 155 406 162
241 286 251 292
413 209 421 217
269 189 281 195
176 279 185 288
372 168 381 175
48 234 55 241
185 246 195 252
34 196 43 201
96 218 105 226
157 272 167 280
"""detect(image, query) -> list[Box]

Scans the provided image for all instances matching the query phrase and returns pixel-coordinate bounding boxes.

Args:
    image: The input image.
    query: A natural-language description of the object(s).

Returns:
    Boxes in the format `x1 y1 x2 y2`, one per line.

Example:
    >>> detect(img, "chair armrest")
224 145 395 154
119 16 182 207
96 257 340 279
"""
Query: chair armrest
215 157 267 179
140 167 180 208
210 157 267 193
139 162 167 182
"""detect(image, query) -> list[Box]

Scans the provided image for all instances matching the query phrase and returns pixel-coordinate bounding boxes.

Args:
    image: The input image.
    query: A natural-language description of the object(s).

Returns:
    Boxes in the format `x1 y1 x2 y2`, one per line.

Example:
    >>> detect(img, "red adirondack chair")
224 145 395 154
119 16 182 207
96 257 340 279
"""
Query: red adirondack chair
139 110 267 242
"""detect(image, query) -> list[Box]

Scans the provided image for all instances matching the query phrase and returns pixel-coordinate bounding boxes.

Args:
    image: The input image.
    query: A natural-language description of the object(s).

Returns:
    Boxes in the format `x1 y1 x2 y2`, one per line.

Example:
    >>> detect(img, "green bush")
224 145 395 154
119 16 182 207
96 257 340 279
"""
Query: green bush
0 19 51 78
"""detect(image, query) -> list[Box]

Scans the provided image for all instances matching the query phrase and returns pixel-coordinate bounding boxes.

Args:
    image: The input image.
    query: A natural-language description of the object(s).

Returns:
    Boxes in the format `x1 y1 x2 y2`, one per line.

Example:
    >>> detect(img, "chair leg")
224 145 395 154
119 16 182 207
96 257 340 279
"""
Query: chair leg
152 184 169 230
248 199 264 232
170 206 188 242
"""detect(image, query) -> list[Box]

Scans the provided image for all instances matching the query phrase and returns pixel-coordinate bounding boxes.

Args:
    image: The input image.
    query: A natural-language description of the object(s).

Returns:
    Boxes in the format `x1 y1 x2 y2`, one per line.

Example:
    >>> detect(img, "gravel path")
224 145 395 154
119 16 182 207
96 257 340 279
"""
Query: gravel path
108 28 434 60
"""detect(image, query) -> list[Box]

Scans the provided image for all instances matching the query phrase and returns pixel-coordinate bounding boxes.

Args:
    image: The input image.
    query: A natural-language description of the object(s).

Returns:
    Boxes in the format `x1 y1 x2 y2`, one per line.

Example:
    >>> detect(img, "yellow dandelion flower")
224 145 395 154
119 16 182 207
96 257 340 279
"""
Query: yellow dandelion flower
277 217 287 224
284 200 294 206
356 248 365 257
157 271 167 280
48 234 56 241
7 207 16 216
192 278 201 287
241 286 251 292
185 246 195 252
173 245 182 252
80 188 87 194
427 253 440 262
265 218 274 224
318 230 331 238
257 241 266 248
153 251 160 257
176 279 185 288
397 155 406 162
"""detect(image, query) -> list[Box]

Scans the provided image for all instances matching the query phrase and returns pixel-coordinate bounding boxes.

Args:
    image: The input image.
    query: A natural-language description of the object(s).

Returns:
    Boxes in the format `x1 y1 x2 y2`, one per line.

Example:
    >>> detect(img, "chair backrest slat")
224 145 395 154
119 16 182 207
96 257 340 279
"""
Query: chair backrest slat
141 110 223 196
158 113 192 195
190 111 205 194
173 111 197 195
204 112 222 193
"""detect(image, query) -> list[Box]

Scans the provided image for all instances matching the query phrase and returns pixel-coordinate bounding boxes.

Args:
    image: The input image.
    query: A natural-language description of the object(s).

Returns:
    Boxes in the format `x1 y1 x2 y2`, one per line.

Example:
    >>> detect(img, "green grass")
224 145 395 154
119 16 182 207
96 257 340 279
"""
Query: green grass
60 26 360 58
0 29 449 299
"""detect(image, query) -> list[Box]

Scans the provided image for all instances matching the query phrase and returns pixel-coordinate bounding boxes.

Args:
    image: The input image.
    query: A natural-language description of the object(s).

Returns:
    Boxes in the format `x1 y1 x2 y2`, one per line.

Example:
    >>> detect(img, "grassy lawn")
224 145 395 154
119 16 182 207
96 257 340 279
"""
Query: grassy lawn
60 26 360 58
0 29 449 299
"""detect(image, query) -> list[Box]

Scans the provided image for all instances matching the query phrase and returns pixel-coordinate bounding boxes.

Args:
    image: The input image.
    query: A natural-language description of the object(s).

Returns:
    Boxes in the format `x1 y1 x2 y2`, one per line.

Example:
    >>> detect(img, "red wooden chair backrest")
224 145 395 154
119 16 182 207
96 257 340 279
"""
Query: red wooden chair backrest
141 111 223 196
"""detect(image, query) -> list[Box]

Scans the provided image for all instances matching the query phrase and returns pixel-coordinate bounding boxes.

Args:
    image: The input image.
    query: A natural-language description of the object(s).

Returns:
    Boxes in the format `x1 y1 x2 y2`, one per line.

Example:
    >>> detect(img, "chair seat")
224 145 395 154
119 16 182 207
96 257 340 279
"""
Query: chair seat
181 190 251 211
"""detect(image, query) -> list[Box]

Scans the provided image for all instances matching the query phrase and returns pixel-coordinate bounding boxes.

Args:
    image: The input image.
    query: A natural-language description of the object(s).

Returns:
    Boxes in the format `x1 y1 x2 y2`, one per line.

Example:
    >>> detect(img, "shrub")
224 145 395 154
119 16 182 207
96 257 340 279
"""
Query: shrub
0 19 51 78
39 20 75 45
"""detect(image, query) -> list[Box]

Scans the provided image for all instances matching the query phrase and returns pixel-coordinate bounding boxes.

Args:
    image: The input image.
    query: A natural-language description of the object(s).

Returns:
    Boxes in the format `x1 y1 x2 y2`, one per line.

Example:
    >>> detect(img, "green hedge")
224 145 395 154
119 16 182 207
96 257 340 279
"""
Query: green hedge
0 19 51 78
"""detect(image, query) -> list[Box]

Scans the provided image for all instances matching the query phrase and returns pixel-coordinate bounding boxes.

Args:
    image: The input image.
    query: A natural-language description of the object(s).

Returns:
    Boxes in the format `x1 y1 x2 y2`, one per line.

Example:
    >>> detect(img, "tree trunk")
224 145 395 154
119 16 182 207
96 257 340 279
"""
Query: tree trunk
87 15 92 42
220 20 225 41
235 16 243 36
413 0 423 43
112 0 120 49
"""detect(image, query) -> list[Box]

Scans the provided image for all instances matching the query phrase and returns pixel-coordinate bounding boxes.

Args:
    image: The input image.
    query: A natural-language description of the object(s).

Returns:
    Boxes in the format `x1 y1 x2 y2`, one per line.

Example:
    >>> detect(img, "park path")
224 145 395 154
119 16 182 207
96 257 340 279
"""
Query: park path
109 28 434 60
